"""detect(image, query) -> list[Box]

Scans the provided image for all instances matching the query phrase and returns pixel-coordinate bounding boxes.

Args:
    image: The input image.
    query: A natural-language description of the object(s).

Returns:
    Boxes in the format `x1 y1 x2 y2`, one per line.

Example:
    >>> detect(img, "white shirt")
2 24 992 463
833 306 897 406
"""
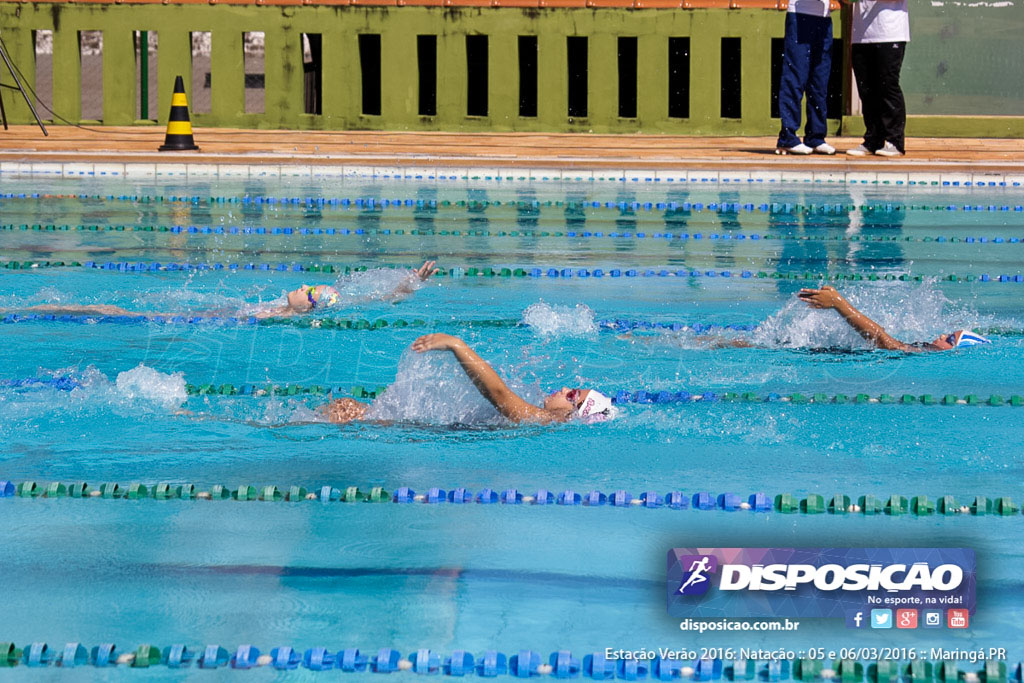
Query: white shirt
788 0 831 18
852 0 910 44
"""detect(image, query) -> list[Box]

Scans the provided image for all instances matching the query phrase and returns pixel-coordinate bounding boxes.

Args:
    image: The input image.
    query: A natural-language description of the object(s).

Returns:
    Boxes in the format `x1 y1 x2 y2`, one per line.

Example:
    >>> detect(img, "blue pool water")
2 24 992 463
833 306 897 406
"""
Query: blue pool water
1 177 1023 668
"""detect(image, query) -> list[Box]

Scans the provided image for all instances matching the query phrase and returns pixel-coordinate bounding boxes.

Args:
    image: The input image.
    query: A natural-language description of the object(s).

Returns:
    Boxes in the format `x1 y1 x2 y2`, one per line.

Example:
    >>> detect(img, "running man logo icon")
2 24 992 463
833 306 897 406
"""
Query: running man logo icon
676 555 718 595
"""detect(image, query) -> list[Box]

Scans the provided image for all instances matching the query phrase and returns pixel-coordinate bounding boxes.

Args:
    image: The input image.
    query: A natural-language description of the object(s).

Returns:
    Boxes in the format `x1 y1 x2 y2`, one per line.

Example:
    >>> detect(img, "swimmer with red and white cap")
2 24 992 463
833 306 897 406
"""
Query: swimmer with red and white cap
322 332 618 425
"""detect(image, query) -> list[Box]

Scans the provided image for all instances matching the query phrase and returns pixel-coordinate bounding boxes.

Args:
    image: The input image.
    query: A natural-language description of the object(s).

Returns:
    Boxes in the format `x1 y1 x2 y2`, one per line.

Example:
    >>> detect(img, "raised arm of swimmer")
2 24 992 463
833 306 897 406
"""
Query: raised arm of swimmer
411 333 554 423
798 286 914 351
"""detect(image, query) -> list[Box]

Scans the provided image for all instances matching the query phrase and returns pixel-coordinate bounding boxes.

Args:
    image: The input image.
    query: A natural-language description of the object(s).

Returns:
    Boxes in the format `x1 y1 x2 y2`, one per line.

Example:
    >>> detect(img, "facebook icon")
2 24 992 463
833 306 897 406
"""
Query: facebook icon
846 611 866 629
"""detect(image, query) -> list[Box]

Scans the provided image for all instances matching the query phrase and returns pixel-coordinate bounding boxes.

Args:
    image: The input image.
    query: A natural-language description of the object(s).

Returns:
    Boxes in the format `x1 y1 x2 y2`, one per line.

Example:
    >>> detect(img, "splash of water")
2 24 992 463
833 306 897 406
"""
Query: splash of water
365 349 503 425
115 364 188 410
521 301 597 337
752 281 992 349
331 267 423 303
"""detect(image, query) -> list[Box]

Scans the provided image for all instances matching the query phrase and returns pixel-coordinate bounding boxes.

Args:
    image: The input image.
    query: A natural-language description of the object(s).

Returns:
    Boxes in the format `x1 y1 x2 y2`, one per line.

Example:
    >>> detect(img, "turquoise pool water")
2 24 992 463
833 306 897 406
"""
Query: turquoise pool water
1 177 1023 669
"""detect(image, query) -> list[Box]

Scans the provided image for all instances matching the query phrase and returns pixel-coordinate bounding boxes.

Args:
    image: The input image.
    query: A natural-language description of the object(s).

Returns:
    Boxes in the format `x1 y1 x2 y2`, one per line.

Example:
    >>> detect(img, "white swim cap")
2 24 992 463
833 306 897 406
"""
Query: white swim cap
955 330 991 348
577 390 619 424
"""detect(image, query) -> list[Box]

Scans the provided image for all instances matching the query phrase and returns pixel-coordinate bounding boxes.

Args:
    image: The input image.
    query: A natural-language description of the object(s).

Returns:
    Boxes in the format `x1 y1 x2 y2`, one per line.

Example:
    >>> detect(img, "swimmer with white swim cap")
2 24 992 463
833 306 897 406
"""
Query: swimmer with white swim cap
322 332 619 425
798 286 991 352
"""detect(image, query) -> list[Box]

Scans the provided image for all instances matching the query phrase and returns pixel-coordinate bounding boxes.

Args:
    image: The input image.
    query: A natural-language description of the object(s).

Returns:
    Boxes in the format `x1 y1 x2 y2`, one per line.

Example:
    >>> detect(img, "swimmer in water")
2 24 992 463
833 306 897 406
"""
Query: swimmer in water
1 260 439 320
322 332 618 425
796 286 991 352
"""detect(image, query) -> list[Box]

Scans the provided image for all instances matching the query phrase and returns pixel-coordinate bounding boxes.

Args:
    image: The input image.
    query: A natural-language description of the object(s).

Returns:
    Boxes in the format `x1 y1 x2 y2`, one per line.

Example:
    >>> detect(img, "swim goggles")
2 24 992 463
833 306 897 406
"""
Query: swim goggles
304 285 341 310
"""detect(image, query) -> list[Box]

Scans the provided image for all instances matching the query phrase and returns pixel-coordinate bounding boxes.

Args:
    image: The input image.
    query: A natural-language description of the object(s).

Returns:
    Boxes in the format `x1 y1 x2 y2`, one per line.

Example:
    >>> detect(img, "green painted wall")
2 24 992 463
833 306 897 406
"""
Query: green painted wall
2 2 1019 136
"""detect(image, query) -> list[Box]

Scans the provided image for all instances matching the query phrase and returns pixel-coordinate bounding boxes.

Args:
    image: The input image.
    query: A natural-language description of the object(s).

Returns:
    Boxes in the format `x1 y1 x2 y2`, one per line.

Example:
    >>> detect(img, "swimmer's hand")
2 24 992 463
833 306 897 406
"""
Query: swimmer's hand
798 285 846 310
415 260 439 281
411 333 463 352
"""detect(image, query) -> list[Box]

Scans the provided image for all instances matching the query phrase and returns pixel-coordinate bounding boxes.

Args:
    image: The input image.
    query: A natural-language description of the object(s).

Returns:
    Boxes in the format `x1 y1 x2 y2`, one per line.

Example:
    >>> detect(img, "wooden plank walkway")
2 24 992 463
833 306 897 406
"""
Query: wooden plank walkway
3 125 1024 172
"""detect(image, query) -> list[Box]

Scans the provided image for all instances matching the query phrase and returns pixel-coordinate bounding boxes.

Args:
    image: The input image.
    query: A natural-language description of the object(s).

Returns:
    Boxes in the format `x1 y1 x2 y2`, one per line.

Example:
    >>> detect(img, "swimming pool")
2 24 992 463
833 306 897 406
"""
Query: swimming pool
1 174 1022 671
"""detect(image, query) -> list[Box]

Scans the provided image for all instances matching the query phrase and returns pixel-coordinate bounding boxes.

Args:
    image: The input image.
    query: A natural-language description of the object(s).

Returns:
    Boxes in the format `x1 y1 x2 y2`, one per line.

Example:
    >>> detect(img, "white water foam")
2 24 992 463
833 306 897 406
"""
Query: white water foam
521 301 597 337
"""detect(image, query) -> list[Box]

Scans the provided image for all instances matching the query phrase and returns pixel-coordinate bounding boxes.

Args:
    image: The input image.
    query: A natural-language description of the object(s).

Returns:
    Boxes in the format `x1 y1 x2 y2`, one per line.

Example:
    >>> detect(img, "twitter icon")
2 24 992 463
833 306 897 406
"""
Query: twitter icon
871 609 893 629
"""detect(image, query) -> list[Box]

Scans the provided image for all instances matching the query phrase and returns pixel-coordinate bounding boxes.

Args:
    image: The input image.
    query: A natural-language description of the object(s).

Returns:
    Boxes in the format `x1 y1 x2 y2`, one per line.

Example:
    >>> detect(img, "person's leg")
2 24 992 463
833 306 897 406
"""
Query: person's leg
777 13 812 149
16 304 145 317
802 16 833 148
876 42 907 153
851 43 882 151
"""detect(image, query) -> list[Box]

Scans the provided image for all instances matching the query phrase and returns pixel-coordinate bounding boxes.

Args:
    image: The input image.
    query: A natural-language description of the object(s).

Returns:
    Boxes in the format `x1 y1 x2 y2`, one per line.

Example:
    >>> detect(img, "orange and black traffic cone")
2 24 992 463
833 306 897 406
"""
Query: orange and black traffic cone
158 75 199 151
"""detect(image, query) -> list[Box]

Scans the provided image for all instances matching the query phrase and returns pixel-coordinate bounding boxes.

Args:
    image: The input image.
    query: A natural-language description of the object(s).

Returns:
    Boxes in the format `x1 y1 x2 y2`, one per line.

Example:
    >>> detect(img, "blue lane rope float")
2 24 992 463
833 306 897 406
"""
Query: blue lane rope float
3 222 1024 247
3 259 1021 284
5 191 1024 212
1 376 1022 407
0 643 1019 678
3 314 1022 339
1 480 1021 516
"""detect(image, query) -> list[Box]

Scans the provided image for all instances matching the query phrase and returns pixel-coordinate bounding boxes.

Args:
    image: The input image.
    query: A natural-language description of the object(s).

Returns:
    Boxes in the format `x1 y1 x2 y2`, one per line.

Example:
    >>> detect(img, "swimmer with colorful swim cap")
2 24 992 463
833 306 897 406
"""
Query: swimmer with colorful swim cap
798 286 991 352
2 260 439 320
268 260 438 318
322 332 619 425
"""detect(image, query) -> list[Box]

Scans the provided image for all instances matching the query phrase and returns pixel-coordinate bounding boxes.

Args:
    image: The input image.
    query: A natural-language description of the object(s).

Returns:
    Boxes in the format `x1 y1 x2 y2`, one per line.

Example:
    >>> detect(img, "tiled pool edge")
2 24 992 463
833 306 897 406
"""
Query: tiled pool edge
1 161 1023 188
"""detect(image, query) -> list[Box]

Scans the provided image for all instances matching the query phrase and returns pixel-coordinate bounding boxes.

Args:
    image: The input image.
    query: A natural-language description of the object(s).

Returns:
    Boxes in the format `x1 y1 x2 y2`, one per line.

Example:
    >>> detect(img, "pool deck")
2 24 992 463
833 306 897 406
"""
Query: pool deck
3 126 1024 182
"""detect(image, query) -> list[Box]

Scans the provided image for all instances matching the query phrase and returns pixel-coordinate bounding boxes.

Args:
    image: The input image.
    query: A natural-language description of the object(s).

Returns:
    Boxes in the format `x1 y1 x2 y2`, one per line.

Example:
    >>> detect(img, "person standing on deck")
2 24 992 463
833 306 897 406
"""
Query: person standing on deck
774 0 837 155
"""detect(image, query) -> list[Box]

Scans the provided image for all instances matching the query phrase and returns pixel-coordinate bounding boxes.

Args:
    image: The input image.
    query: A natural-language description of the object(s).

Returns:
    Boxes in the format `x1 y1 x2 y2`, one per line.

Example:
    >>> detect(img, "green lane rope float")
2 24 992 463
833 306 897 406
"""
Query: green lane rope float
2 479 1021 516
0 643 1018 678
3 222 1024 248
3 259 1021 284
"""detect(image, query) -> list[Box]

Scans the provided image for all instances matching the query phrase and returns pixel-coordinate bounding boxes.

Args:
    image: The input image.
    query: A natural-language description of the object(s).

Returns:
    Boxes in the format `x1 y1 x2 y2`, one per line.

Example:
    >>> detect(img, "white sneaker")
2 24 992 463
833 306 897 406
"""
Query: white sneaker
874 141 902 157
813 142 836 155
775 143 813 155
846 144 871 157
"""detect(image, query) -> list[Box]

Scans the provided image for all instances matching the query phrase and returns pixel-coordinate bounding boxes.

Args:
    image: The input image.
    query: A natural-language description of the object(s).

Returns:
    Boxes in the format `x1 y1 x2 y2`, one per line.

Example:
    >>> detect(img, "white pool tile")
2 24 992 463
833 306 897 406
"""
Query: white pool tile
845 171 878 184
971 173 1005 188
156 164 188 178
30 162 63 176
687 170 720 183
561 169 594 182
906 173 941 186
876 172 909 186
218 164 248 178
780 171 814 183
812 170 845 183
186 164 217 178
280 165 312 178
624 169 656 183
748 171 782 184
939 173 972 188
719 170 751 184
62 163 94 177
123 163 156 178
248 165 280 178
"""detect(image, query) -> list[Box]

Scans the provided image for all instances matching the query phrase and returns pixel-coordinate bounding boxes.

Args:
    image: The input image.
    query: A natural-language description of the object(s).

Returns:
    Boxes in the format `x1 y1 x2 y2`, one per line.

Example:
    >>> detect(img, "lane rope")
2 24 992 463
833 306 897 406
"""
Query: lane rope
3 260 1021 284
0 642 1014 676
2 377 1021 408
5 191 1024 214
3 314 1021 338
3 222 1024 246
1 479 1021 516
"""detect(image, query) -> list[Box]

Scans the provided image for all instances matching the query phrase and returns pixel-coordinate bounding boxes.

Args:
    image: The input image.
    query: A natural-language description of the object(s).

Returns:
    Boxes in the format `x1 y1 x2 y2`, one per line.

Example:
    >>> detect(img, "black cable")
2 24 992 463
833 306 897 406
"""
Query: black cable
0 32 163 136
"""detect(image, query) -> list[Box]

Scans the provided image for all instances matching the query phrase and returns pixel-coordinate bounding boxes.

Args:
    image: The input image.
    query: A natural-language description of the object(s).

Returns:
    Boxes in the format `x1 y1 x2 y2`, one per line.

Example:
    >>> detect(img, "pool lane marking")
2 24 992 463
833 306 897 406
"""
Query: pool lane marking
0 480 1018 516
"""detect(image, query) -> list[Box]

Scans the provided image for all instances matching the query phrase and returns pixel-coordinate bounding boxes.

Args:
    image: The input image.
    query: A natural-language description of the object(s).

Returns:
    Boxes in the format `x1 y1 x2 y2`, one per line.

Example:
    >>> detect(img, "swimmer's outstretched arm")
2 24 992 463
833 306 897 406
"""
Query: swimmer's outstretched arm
411 333 553 423
798 286 918 352
385 260 438 302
